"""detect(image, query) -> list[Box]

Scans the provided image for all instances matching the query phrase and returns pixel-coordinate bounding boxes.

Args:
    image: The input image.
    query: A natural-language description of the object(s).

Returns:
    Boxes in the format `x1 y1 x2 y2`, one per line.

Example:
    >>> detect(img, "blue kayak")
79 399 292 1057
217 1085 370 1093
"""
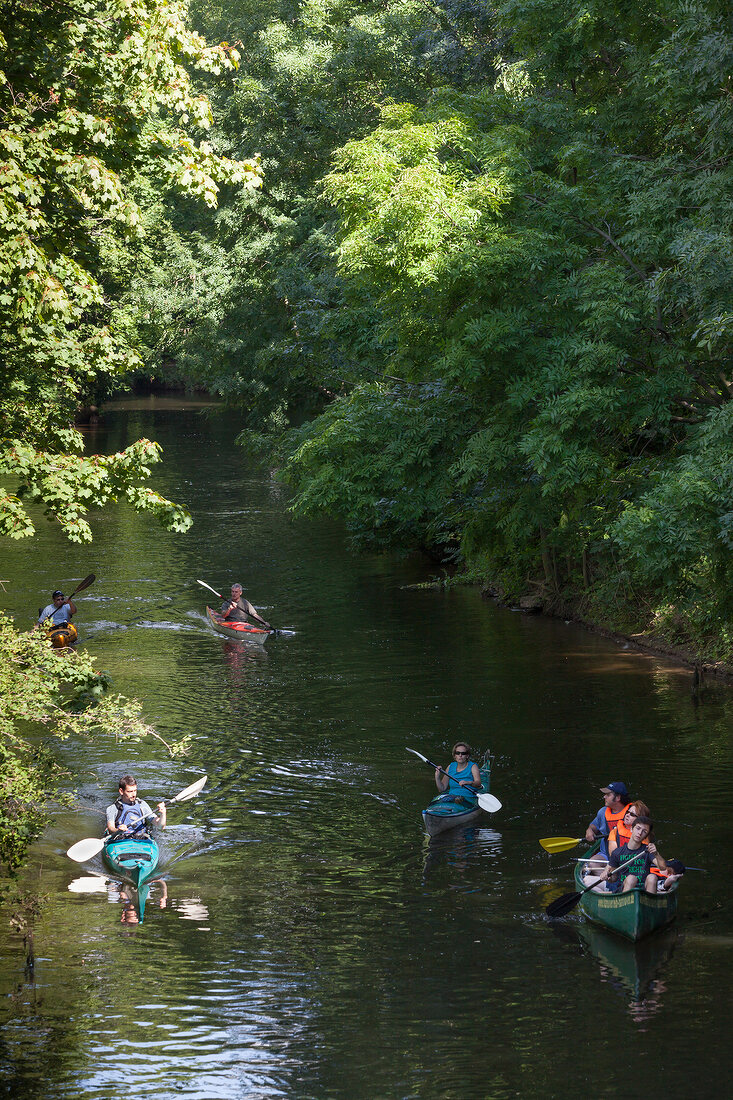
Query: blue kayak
422 757 492 837
103 836 160 923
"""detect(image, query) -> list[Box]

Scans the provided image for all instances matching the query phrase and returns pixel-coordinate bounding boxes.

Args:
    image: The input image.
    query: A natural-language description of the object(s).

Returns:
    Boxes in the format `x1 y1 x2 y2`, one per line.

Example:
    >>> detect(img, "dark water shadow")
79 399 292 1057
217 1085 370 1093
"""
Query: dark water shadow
550 920 680 1025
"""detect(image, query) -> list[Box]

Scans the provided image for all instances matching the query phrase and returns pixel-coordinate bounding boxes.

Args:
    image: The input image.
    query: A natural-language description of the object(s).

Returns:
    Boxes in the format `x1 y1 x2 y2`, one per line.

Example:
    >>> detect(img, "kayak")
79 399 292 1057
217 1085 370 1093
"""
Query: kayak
422 757 491 837
206 606 269 645
574 843 678 941
103 836 160 923
47 622 78 648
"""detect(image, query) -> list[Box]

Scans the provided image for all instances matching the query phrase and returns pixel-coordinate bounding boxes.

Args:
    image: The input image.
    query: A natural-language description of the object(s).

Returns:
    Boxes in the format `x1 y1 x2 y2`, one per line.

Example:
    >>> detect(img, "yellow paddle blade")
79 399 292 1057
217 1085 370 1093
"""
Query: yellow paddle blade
539 836 584 854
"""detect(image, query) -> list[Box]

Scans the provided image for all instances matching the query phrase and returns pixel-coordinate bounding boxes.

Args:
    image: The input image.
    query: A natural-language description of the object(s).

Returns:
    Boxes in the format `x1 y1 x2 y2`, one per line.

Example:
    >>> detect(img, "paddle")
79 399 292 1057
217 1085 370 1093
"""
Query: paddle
406 748 502 812
570 858 705 871
540 836 586 854
196 579 295 636
68 572 96 600
66 775 208 863
546 873 609 919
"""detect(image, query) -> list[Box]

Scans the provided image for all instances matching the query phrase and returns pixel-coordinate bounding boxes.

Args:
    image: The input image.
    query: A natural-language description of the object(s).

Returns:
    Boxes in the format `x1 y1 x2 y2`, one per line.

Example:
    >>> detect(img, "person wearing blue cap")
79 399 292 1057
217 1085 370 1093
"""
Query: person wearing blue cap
584 781 631 867
37 589 77 628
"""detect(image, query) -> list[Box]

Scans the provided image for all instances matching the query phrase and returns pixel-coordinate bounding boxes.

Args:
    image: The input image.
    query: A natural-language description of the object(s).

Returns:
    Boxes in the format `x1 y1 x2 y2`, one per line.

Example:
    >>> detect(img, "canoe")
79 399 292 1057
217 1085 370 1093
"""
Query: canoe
103 836 160 923
206 605 269 645
422 758 491 837
575 844 678 942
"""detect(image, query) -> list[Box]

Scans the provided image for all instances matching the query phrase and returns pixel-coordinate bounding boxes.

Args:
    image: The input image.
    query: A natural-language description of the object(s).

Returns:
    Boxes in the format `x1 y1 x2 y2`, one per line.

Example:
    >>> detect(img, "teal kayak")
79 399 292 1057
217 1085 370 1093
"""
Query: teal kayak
422 757 491 837
103 836 160 923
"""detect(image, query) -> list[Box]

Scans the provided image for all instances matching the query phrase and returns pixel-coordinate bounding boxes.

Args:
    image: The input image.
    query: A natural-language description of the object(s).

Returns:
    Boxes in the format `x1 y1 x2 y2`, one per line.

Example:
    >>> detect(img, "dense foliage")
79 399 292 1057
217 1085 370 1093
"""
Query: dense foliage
116 0 730 655
112 0 733 655
0 0 261 541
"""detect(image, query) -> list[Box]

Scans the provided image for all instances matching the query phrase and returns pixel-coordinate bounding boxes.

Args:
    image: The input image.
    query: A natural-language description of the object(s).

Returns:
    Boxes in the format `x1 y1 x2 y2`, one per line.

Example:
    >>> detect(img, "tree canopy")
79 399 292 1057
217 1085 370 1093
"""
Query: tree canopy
0 0 261 541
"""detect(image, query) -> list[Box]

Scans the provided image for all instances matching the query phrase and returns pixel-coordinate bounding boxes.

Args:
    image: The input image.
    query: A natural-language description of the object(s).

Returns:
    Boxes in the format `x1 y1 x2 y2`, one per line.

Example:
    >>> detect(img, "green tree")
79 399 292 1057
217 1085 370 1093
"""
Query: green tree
0 0 261 542
280 0 733 654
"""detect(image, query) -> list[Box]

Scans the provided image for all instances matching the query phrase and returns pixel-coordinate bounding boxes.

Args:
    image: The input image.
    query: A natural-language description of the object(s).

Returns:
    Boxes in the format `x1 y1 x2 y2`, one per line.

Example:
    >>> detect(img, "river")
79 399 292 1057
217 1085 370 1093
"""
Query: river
1 398 732 1099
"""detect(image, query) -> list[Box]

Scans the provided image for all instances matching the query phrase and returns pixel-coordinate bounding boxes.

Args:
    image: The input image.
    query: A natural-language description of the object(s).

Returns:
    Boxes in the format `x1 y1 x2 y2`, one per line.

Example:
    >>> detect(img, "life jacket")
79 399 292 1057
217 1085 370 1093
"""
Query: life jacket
604 803 630 833
609 818 648 852
114 798 148 833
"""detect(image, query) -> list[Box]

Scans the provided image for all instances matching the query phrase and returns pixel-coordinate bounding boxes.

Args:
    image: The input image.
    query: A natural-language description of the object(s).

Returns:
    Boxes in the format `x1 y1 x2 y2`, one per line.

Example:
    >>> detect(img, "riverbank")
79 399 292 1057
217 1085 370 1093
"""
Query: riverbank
480 584 733 686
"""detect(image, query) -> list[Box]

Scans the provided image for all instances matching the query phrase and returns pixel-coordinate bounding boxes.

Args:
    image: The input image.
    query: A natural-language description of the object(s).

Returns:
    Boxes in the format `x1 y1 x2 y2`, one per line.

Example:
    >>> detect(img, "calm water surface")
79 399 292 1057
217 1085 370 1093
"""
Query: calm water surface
1 399 732 1098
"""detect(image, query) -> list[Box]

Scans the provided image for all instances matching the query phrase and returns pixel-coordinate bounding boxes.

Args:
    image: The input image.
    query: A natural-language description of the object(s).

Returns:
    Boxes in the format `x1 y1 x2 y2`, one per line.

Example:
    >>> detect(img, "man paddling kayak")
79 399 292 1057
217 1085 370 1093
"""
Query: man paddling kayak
37 589 77 628
106 775 166 838
220 582 271 630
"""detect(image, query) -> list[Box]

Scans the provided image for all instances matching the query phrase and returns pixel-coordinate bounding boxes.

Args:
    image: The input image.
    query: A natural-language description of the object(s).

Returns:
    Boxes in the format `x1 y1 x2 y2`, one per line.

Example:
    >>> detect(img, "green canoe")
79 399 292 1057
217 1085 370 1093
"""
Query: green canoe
575 844 678 942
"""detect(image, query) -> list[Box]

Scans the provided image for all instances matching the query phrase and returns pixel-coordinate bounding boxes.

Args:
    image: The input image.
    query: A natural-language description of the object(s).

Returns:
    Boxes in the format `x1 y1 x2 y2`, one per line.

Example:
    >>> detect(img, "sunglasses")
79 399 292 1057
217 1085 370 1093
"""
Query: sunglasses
454 750 469 756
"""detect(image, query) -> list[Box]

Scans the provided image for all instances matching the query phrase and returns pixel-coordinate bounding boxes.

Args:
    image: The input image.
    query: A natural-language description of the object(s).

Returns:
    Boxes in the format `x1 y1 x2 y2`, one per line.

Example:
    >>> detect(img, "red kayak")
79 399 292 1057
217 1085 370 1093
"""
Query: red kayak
206 606 270 645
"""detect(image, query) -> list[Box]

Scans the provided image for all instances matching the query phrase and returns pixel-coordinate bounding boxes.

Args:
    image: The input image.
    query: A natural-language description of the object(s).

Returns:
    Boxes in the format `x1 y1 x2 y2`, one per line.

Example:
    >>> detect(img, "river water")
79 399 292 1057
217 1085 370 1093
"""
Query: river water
1 399 732 1099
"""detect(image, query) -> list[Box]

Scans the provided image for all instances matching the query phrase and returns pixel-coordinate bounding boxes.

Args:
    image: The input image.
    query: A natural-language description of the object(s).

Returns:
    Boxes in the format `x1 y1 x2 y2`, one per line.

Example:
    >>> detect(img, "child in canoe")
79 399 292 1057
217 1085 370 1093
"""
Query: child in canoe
599 815 669 893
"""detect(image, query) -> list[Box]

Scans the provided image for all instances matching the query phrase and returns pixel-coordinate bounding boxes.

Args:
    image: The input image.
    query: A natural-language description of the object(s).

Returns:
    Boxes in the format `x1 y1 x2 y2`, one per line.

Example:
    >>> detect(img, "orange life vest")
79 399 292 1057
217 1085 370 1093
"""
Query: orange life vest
609 817 648 852
605 803 630 833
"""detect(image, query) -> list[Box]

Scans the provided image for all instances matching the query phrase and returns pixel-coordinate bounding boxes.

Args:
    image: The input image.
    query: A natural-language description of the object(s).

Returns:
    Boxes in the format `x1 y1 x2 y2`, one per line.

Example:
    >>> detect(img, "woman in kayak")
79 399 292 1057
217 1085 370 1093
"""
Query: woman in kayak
434 742 482 800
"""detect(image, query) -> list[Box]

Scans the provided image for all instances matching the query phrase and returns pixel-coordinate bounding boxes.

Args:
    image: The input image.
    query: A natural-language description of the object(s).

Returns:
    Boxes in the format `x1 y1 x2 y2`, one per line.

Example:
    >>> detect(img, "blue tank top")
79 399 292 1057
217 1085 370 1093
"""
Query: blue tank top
446 760 477 798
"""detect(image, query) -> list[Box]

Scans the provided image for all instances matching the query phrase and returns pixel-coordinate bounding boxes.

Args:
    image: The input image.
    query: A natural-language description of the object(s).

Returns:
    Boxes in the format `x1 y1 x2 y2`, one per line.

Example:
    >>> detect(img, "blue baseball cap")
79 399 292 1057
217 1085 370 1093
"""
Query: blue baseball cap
600 781 629 798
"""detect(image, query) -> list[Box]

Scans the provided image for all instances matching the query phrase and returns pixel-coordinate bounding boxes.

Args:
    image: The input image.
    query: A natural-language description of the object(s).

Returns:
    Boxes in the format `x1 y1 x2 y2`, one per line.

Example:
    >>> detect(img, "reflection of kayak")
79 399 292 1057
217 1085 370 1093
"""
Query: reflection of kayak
206 606 269 645
422 758 491 837
103 836 160 923
47 622 78 648
575 844 678 941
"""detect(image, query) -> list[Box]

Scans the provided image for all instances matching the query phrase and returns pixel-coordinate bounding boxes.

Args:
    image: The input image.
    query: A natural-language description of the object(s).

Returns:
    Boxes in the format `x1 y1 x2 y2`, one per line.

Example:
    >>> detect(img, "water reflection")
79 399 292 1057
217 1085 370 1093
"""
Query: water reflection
67 876 108 894
220 639 269 689
552 921 679 1025
422 827 502 886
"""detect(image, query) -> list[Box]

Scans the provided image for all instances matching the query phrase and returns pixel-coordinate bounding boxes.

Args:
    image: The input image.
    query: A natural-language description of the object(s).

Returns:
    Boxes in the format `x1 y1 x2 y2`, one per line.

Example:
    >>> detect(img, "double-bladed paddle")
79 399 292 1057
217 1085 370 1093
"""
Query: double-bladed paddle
196 579 295 636
570 857 704 871
39 574 95 622
66 775 208 863
406 748 502 812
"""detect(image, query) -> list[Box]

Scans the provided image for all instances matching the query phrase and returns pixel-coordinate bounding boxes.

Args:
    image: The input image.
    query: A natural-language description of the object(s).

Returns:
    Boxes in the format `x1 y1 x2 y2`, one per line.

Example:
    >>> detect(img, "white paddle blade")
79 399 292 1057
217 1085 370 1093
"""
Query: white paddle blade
170 775 207 804
406 747 429 763
196 579 222 598
66 836 106 862
477 792 502 813
68 875 108 894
